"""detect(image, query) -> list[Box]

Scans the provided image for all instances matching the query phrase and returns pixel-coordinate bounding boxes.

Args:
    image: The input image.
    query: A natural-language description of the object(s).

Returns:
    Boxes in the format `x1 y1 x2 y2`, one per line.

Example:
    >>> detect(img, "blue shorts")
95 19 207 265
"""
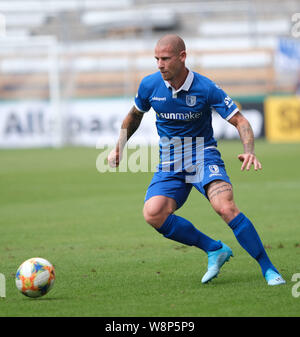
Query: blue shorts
144 148 231 209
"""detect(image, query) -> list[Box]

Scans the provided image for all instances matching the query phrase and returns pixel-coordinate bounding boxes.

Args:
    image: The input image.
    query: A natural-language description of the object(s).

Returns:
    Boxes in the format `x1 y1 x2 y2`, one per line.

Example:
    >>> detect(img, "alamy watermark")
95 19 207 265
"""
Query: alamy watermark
0 13 6 38
96 132 206 183
0 273 5 298
292 273 300 298
291 13 300 38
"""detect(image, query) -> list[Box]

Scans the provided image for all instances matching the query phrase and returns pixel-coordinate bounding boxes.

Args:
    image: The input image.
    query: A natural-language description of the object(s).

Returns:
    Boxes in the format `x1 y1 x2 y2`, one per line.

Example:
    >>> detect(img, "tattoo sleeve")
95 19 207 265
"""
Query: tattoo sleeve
228 112 255 154
117 106 144 151
207 181 233 200
237 121 255 154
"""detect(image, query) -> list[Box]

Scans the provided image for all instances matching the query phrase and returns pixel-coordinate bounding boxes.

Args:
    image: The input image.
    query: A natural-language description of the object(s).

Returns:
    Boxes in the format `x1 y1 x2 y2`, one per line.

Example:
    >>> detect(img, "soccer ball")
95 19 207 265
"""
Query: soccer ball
15 257 55 298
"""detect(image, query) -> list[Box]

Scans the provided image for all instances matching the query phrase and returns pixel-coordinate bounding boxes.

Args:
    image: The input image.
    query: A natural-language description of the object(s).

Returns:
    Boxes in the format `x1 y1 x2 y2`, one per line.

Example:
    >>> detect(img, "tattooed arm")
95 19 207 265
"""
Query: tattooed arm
228 111 262 171
108 106 144 167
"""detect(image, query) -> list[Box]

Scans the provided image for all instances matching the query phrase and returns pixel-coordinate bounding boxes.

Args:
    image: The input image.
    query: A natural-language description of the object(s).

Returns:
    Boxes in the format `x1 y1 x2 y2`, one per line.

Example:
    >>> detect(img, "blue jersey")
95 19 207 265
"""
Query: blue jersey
134 70 238 171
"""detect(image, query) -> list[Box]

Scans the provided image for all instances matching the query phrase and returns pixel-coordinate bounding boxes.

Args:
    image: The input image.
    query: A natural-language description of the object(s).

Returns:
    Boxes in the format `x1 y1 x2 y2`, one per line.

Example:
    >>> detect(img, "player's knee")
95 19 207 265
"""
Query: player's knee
143 197 174 228
215 203 239 223
143 204 167 227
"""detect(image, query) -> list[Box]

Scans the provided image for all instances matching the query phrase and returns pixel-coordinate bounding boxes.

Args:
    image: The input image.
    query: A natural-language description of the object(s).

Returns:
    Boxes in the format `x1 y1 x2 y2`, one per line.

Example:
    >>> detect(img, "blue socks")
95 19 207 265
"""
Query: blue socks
156 214 222 252
156 212 277 277
228 212 277 276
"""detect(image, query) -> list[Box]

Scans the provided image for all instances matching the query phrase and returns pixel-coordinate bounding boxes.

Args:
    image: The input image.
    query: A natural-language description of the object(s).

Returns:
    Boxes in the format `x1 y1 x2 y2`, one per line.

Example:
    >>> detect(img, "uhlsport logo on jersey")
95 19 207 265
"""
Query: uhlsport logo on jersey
151 96 167 102
186 95 197 107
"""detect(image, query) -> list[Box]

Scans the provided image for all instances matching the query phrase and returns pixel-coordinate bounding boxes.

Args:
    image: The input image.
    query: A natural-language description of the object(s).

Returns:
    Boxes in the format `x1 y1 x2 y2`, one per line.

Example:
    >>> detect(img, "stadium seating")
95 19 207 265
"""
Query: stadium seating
0 0 298 100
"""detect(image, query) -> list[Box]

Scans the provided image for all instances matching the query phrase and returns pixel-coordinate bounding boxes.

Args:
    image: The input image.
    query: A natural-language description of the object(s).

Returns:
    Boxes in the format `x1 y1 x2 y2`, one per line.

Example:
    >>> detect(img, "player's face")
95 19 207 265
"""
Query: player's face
154 44 186 82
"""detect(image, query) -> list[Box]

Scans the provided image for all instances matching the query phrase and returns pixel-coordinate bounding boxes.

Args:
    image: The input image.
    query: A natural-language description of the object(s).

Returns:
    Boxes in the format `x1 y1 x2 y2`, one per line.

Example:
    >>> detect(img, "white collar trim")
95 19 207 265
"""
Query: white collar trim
164 69 194 96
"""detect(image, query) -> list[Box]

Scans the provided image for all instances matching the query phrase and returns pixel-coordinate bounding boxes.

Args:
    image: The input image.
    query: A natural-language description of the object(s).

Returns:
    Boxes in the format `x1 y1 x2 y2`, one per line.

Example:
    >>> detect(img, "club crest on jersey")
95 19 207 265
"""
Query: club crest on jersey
186 95 196 107
209 165 219 173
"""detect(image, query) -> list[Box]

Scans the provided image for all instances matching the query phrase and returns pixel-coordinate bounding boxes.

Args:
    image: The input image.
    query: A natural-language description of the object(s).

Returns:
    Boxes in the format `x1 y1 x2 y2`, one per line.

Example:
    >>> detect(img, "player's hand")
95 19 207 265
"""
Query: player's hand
108 148 122 168
238 153 262 171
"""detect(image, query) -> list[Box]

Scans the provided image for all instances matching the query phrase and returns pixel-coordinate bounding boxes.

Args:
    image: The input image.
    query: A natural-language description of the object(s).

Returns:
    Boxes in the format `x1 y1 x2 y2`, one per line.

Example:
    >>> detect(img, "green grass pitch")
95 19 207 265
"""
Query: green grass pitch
0 140 299 317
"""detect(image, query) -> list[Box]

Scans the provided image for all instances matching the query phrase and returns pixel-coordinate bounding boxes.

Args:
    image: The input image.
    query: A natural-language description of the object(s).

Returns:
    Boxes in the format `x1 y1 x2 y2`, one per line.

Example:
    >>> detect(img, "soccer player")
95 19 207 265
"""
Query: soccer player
108 34 285 286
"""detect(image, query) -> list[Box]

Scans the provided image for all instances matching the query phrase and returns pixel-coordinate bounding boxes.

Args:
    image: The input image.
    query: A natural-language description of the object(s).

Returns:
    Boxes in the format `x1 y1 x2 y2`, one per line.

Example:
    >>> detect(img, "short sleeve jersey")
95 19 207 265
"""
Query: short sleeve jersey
135 70 238 146
134 70 238 170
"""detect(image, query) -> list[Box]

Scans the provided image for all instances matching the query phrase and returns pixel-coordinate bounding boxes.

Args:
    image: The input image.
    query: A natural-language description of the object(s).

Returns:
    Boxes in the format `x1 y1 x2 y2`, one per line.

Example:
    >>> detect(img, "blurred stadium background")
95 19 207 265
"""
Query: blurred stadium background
0 0 300 148
1 1 300 317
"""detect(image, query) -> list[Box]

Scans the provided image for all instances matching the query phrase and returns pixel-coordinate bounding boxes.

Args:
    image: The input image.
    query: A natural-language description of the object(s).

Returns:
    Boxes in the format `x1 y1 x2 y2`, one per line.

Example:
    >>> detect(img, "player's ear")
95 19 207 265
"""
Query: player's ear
179 50 186 62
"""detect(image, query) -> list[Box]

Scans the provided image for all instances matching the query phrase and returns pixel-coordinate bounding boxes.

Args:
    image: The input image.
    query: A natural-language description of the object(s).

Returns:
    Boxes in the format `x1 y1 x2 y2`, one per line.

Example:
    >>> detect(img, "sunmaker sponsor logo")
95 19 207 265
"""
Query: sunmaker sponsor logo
158 111 202 121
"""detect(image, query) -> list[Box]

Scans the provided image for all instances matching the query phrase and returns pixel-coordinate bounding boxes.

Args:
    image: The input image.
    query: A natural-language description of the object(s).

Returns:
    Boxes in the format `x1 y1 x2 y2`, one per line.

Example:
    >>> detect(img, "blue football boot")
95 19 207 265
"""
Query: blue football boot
201 241 233 284
264 268 286 286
